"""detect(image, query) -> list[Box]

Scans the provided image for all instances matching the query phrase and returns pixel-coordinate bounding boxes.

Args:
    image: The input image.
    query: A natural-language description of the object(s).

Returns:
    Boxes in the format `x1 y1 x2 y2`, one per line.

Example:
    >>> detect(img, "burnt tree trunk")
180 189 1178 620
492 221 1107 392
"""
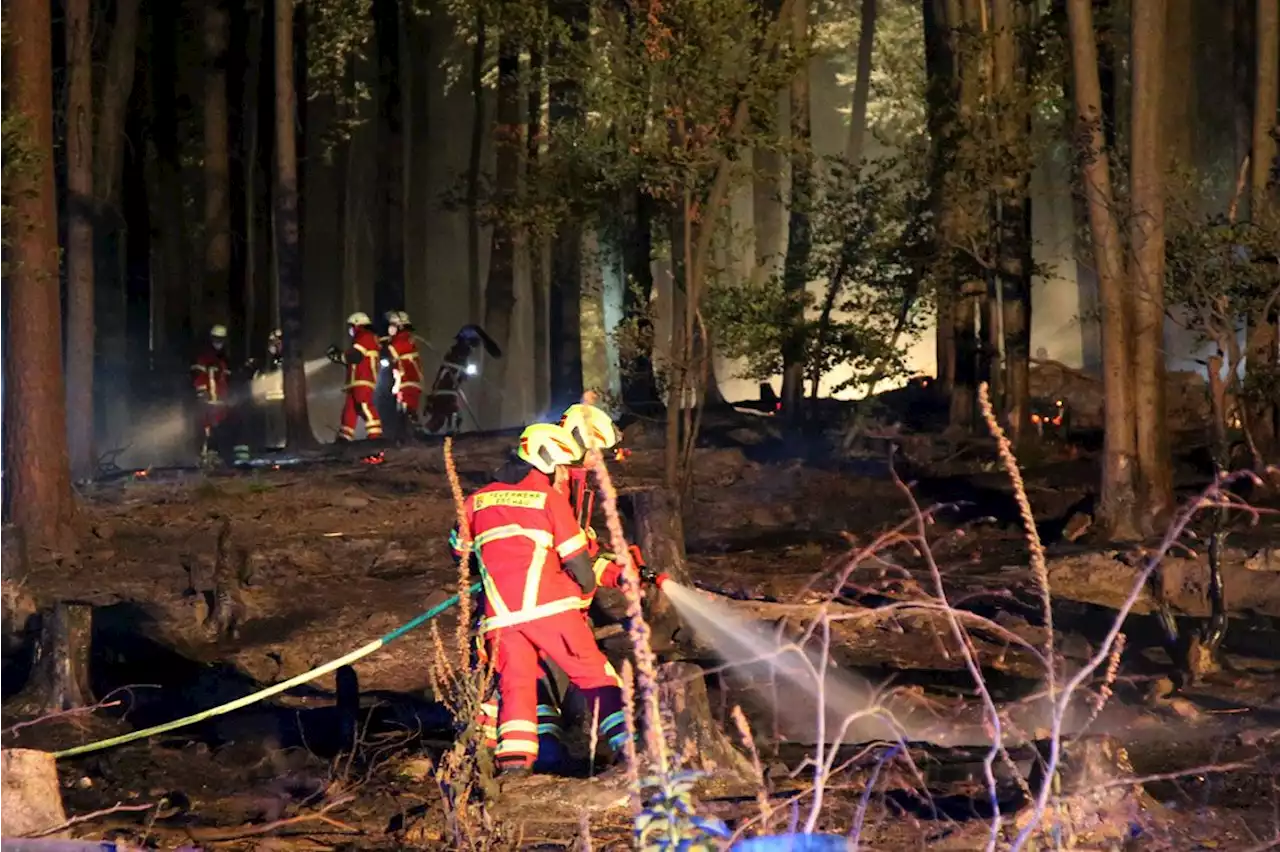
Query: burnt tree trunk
549 0 588 408
628 488 692 652
483 22 521 426
654 662 753 777
275 0 316 447
1 749 68 838
779 0 812 422
204 0 233 326
374 0 406 317
17 604 95 715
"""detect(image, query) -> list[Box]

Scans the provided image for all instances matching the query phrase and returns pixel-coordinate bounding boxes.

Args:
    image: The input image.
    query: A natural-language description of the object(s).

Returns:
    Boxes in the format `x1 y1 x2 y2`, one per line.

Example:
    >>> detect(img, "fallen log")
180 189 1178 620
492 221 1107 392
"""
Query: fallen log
654 662 754 778
1 749 68 838
1041 548 1280 619
701 593 1056 680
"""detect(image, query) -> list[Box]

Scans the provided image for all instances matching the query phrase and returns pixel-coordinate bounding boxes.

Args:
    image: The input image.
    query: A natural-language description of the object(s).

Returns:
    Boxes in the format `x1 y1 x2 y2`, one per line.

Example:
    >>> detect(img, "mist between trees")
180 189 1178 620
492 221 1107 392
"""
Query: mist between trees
2 0 1278 551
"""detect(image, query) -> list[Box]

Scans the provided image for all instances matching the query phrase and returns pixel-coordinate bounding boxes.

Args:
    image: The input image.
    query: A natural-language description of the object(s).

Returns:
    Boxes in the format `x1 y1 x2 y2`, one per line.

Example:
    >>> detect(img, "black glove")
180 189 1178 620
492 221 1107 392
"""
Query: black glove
325 344 342 365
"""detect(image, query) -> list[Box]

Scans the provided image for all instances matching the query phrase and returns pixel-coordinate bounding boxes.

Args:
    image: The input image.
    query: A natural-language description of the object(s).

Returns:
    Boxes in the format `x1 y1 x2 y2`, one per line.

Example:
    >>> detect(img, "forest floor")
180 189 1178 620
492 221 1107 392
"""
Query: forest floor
2 399 1279 850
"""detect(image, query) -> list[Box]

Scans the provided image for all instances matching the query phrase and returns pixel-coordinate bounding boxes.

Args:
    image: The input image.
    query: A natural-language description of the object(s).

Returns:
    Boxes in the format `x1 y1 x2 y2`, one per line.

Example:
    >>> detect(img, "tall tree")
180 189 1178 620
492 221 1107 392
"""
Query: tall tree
374 0 406 317
1129 0 1173 528
65 0 95 481
204 0 233 331
1247 0 1279 455
276 0 316 447
1066 0 1140 540
548 0 588 407
528 28 551 411
4 0 77 553
484 17 521 424
779 0 812 419
467 9 487 323
922 0 957 393
992 0 1032 441
843 0 876 166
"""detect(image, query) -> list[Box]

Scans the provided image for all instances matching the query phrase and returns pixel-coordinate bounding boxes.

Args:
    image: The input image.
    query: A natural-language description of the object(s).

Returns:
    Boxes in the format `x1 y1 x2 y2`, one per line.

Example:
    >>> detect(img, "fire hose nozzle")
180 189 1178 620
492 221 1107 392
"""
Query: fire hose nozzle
637 566 670 589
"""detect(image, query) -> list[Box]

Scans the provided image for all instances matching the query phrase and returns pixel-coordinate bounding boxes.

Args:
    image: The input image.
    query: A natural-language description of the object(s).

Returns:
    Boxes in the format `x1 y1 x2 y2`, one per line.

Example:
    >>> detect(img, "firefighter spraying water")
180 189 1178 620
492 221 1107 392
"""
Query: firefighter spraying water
448 420 660 779
327 312 384 443
191 324 251 466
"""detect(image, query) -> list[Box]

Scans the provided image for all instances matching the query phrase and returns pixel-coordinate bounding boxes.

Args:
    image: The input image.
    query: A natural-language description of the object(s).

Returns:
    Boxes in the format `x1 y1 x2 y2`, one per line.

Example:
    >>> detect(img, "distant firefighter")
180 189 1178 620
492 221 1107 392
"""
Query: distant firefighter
191 325 250 465
384 311 424 429
327 312 384 442
423 324 502 434
250 328 285 450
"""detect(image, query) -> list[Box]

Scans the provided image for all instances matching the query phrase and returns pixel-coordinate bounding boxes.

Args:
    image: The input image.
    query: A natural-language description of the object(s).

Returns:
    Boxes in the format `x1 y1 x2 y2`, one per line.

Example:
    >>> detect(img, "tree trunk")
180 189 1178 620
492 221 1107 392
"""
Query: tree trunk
16 604 96 715
374 0 406 318
275 0 316 448
467 9 487 324
0 750 68 839
151 0 190 369
654 662 754 778
628 488 691 653
65 0 95 482
923 0 957 392
621 190 659 410
204 0 233 327
779 0 812 421
4 0 76 555
753 146 784 269
992 0 1031 442
843 0 876 166
1067 0 1140 540
484 24 521 426
1129 0 1173 531
243 0 267 354
528 35 551 413
1247 0 1279 457
549 0 588 409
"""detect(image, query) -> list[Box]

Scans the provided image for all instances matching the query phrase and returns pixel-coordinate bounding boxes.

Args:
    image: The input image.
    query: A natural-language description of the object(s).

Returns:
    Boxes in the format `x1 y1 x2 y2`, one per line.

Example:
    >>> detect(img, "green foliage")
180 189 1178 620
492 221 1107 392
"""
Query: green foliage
634 770 730 852
706 156 932 395
304 0 375 149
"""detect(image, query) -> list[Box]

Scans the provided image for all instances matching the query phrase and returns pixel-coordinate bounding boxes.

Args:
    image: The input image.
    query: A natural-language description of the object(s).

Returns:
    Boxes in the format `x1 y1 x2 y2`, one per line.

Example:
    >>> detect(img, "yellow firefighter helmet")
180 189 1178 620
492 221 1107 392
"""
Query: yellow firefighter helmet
517 423 584 474
560 403 621 451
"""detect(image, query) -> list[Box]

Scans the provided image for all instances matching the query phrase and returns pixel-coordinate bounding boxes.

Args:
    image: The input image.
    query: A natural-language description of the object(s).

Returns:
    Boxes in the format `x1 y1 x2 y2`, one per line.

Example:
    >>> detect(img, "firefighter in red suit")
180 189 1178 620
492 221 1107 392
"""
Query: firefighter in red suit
191 324 245 462
449 423 634 777
384 311 424 425
327 312 383 442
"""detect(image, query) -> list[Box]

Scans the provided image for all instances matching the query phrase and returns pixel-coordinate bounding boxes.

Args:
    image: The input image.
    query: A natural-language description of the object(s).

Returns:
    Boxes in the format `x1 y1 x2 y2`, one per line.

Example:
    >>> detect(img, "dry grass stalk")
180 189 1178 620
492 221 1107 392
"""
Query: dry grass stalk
978 382 1054 704
584 444 670 773
619 659 643 812
444 436 474 668
730 705 771 827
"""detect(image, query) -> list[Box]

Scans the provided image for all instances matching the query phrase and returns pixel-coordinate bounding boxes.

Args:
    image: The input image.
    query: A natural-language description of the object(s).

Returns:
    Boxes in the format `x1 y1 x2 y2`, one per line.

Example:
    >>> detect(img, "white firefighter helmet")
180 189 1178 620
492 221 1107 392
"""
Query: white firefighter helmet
347 311 372 327
560 403 621 451
269 328 283 341
396 310 412 327
517 423 584 475
210 324 229 339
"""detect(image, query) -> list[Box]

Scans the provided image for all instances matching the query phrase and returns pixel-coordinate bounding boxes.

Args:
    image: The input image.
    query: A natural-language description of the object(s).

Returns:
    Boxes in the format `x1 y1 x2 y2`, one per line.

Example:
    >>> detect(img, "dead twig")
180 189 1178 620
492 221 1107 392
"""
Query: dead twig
30 802 157 838
185 794 356 842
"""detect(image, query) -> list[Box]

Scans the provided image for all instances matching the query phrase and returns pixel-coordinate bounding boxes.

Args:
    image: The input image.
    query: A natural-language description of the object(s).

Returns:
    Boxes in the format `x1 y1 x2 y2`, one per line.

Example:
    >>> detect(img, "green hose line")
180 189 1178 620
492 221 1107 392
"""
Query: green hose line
53 582 482 760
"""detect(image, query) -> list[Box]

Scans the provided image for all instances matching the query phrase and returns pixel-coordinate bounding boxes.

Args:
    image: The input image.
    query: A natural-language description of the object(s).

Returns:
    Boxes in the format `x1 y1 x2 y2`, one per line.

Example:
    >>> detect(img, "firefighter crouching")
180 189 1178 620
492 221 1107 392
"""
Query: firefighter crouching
191 324 251 465
384 311 424 432
327 312 384 442
449 423 639 778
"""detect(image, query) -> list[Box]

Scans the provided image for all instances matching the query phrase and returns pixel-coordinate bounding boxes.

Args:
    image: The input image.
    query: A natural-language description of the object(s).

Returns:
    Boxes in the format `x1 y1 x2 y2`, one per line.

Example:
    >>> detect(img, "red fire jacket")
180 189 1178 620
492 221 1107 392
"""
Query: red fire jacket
386 330 423 396
344 327 381 392
191 346 231 404
450 469 626 633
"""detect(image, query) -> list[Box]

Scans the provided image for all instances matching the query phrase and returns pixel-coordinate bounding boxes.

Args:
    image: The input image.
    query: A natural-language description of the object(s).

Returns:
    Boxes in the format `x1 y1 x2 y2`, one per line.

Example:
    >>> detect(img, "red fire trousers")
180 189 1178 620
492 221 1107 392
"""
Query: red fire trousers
487 611 629 769
339 389 383 440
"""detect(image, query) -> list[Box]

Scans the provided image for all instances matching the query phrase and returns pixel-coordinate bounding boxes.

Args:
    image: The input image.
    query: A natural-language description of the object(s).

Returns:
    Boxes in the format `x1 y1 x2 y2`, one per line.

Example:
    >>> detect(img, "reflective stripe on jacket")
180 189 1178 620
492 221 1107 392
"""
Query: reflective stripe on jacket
450 470 590 633
388 330 424 394
344 327 381 391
